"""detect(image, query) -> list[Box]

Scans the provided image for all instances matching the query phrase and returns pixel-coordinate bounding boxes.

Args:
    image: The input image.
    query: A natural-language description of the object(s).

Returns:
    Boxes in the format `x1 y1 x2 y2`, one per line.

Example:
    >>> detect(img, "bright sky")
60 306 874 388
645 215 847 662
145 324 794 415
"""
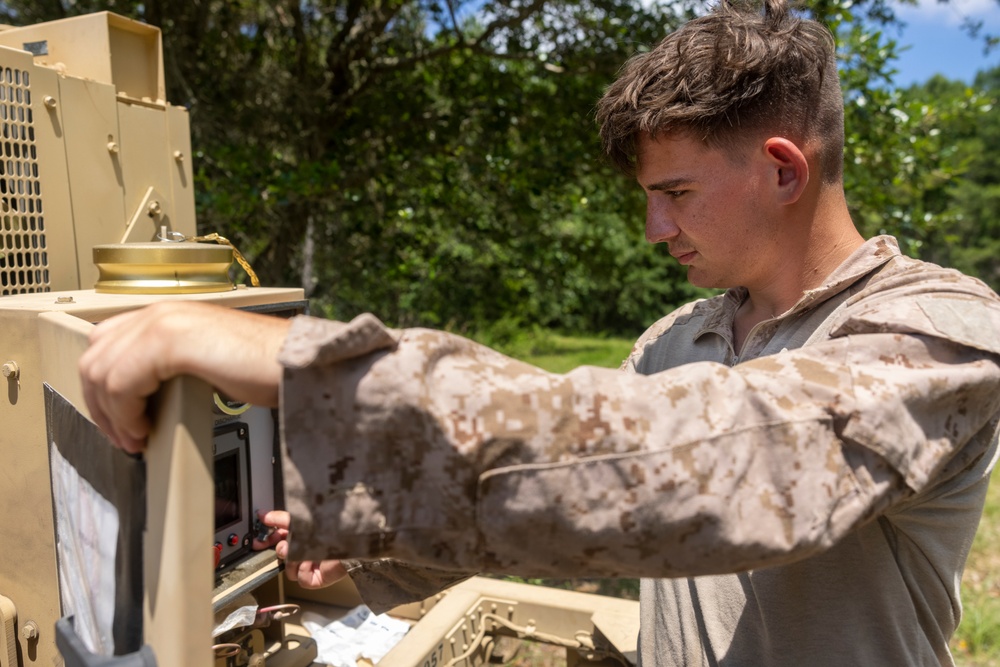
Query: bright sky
890 0 1000 86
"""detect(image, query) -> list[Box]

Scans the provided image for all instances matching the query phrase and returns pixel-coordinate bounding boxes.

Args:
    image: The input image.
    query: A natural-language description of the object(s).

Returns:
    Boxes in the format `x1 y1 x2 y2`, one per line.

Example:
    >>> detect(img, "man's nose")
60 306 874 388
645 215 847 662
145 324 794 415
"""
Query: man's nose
646 203 680 243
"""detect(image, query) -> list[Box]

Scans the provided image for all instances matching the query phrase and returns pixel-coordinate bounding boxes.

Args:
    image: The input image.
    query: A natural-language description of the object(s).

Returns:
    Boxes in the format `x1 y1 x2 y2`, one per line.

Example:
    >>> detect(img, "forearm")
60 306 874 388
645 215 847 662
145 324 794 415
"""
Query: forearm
169 304 291 407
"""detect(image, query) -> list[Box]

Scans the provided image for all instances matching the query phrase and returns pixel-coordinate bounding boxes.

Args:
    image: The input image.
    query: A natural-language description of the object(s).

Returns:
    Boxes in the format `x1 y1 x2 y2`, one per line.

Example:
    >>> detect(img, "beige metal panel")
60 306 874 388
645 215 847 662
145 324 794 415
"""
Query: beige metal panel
0 12 164 102
35 311 214 667
0 286 303 666
116 101 175 242
0 307 65 667
382 589 484 667
107 13 164 103
144 375 214 667
25 55 79 291
0 286 304 320
0 594 15 667
37 310 92 419
289 575 640 666
0 11 174 294
0 14 113 87
0 45 77 294
166 104 196 238
57 74 127 289
375 577 640 667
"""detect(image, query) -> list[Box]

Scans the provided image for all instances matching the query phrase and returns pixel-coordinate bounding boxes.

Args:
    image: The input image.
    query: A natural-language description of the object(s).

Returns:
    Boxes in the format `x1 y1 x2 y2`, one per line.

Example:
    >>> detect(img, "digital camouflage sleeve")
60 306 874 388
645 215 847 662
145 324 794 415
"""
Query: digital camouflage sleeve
275 250 1000 617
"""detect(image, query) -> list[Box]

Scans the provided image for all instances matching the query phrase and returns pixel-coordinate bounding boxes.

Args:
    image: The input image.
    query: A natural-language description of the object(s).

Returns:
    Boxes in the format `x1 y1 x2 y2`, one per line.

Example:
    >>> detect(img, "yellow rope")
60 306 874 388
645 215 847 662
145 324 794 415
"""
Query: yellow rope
187 232 260 287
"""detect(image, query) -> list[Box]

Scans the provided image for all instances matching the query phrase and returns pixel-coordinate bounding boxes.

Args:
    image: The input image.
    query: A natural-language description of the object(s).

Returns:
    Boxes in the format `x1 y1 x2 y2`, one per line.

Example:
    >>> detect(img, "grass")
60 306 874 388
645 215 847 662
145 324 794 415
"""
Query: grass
516 333 636 374
482 329 636 375
953 477 1000 667
505 330 1000 666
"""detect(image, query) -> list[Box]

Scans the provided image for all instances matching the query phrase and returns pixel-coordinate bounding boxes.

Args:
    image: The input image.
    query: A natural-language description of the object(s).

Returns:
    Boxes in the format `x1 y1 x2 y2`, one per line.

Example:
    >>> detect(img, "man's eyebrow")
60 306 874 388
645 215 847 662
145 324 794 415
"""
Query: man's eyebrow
645 177 694 191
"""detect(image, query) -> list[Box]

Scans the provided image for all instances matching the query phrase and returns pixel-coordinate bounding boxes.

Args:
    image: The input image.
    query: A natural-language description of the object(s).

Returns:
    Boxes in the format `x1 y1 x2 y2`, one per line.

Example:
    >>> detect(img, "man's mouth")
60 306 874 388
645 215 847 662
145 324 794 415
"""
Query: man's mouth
671 250 697 265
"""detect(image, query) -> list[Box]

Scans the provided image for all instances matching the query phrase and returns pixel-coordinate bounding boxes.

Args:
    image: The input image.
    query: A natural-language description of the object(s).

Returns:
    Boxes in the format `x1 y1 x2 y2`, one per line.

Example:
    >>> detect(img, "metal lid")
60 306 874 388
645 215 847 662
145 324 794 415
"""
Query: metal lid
92 242 234 294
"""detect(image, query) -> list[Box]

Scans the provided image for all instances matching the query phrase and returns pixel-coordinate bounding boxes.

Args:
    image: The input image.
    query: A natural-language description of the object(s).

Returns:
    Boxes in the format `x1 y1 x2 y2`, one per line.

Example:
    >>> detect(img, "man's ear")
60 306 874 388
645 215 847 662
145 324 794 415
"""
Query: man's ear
762 137 809 205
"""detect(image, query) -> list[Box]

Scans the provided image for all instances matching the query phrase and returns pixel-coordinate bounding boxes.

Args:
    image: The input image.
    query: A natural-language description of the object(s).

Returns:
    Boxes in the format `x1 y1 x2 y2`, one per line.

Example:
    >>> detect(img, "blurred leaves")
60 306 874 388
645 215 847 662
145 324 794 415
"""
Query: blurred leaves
3 0 998 331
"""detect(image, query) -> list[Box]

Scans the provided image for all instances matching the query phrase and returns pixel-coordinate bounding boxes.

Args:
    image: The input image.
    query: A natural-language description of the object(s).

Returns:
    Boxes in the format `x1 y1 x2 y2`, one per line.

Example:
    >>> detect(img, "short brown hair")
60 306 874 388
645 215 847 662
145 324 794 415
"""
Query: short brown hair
596 0 844 183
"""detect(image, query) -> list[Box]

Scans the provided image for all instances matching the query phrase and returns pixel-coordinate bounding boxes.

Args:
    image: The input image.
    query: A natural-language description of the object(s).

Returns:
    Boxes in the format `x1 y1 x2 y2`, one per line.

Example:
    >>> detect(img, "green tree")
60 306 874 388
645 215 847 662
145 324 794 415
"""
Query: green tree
906 68 1000 289
3 0 985 334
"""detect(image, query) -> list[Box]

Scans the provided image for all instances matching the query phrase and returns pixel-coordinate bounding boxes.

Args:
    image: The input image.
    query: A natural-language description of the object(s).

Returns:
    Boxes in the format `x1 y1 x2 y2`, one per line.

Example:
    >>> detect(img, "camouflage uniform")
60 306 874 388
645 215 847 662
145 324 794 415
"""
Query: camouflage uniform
278 236 1000 666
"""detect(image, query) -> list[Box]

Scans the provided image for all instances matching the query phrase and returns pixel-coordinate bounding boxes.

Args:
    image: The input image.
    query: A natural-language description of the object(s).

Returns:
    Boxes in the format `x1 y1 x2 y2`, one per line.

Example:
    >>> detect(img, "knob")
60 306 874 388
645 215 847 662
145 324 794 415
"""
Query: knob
21 621 38 641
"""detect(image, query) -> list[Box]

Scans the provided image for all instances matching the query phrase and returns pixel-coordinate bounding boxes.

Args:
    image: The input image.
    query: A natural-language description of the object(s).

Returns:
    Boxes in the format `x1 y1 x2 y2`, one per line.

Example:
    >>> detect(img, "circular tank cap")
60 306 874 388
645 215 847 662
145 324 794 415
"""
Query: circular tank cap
92 242 235 294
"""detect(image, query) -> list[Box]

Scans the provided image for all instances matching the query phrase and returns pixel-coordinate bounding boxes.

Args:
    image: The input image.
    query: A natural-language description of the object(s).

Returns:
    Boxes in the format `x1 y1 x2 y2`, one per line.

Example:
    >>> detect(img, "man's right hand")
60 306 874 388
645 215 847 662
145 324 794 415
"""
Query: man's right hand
79 301 292 453
254 510 348 589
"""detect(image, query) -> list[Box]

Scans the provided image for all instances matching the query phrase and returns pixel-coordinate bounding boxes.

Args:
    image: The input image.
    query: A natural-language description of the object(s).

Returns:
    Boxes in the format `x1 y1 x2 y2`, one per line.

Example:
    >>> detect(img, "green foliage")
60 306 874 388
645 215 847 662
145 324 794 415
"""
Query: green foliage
842 55 999 290
4 0 999 332
161 0 701 335
819 0 1000 285
833 14 989 260
907 70 1000 290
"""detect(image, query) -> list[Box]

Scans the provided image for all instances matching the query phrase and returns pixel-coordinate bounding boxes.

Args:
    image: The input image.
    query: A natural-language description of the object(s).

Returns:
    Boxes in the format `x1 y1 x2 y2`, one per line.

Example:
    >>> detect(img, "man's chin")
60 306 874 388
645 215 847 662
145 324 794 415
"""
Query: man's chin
686 268 723 290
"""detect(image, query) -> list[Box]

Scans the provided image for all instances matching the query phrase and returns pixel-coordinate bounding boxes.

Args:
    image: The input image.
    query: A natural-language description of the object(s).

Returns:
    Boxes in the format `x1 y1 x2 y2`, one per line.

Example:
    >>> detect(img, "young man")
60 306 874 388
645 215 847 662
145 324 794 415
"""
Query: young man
81 0 1000 663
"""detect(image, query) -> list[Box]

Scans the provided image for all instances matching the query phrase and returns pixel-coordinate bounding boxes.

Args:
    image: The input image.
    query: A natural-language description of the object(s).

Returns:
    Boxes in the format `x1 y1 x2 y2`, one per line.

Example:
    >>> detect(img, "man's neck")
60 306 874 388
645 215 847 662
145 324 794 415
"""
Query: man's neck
734 198 863 352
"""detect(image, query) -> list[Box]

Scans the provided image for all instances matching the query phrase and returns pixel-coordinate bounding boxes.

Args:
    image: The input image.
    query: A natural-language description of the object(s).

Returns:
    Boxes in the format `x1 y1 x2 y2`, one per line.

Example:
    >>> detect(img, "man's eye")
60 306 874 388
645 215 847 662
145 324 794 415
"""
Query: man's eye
666 190 686 198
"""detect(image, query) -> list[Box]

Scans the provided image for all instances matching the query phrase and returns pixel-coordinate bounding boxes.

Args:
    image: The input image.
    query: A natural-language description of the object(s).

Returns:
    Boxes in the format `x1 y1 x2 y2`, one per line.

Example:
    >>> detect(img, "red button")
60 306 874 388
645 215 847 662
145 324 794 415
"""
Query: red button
228 534 240 546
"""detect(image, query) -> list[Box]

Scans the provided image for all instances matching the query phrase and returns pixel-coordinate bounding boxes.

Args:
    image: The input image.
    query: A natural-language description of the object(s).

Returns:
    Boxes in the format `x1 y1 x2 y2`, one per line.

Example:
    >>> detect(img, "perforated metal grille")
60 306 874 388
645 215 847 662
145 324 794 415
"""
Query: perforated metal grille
0 65 47 295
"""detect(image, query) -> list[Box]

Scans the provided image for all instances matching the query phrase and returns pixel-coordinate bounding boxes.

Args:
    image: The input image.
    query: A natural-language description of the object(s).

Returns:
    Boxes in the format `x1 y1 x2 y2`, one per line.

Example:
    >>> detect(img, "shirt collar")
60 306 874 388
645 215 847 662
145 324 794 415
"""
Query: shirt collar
694 235 901 340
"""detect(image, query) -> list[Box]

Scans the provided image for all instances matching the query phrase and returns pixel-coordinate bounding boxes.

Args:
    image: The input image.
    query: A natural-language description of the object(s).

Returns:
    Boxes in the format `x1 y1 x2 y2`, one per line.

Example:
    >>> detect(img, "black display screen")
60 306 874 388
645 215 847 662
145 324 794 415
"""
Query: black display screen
214 450 241 530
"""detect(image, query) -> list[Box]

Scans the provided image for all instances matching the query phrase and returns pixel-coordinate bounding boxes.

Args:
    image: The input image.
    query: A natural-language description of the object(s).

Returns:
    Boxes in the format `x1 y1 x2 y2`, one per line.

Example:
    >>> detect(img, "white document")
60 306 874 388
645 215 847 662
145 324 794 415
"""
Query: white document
302 605 411 667
50 441 119 656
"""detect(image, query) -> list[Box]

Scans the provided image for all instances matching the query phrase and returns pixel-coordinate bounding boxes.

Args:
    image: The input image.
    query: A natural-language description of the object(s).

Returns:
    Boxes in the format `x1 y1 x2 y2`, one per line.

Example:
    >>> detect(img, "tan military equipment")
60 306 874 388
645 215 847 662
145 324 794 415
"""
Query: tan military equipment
0 12 639 667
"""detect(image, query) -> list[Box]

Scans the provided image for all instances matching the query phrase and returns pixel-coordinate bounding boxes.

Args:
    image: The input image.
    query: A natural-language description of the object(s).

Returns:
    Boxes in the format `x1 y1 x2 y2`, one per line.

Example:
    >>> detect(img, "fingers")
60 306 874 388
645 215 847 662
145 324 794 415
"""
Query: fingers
79 309 162 452
259 510 291 530
286 559 347 589
252 530 288 551
252 510 291 551
250 510 346 589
